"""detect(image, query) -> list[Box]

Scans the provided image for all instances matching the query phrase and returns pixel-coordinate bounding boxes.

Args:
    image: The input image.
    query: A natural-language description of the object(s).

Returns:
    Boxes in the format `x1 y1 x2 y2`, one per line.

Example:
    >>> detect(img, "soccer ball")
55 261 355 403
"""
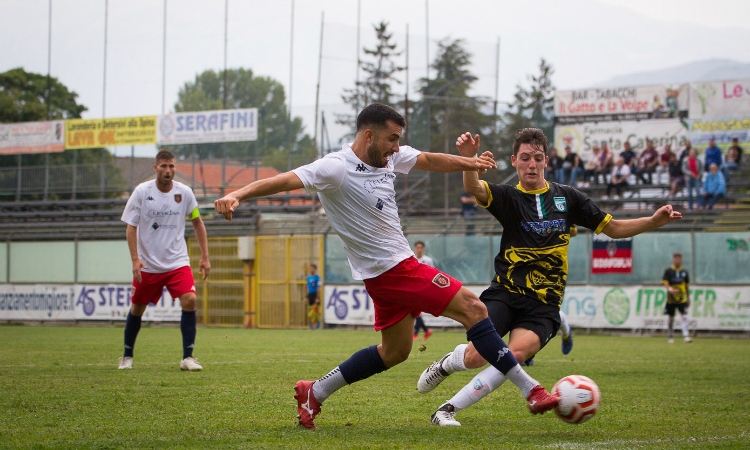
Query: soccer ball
551 375 601 424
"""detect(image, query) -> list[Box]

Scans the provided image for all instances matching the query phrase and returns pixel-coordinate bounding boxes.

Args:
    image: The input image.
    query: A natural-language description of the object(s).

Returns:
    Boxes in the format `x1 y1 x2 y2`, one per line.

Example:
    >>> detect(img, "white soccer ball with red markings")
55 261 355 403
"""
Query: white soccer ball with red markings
552 375 601 424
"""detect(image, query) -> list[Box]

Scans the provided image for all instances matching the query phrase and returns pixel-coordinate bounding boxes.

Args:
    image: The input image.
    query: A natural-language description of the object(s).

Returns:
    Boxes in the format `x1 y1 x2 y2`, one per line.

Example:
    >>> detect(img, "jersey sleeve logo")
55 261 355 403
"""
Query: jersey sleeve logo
174 194 182 203
554 197 567 212
432 273 451 288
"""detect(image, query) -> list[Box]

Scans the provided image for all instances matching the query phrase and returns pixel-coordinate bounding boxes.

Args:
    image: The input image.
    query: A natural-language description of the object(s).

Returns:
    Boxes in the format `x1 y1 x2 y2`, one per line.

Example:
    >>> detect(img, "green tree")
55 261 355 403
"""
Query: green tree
337 21 405 141
0 67 122 200
170 68 316 171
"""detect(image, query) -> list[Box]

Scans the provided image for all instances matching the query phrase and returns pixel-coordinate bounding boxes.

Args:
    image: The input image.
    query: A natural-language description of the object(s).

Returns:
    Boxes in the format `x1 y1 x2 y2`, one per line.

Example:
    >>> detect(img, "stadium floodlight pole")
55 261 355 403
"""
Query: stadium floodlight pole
161 0 167 115
102 0 108 118
314 12 324 158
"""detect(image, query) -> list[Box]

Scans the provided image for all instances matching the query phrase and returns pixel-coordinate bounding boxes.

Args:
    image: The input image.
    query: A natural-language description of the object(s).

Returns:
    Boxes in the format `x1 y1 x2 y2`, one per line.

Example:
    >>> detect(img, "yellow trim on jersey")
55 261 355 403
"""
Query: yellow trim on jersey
477 180 493 208
515 181 549 195
189 207 200 220
593 214 613 234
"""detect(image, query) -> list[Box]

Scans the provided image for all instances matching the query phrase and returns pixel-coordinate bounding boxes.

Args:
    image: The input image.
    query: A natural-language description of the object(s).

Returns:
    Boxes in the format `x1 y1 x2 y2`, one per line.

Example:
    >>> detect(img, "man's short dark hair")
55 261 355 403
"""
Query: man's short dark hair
673 252 682 258
513 128 548 155
356 103 406 132
414 241 425 247
156 148 175 163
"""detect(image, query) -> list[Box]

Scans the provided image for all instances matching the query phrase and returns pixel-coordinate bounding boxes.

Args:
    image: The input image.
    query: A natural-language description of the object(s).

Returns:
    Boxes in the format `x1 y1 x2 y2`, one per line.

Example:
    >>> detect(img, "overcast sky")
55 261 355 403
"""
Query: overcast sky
2 0 750 157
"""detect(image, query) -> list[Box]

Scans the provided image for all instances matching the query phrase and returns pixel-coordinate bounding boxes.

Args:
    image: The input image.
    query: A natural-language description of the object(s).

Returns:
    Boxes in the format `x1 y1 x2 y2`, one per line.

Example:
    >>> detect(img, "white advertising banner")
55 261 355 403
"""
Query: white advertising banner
0 120 65 155
562 285 750 331
686 115 750 147
0 284 181 322
324 284 750 331
554 85 688 124
73 284 182 321
157 108 258 145
689 79 750 118
554 119 688 164
0 284 76 321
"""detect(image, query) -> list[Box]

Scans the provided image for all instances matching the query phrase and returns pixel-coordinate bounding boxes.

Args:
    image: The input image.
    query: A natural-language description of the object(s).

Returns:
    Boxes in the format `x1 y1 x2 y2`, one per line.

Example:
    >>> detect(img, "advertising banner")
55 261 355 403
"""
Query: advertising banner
689 79 750 118
0 284 76 321
563 285 750 331
0 120 65 155
157 108 258 145
73 284 182 321
591 235 632 274
554 119 688 164
65 116 157 149
554 85 688 124
686 116 750 147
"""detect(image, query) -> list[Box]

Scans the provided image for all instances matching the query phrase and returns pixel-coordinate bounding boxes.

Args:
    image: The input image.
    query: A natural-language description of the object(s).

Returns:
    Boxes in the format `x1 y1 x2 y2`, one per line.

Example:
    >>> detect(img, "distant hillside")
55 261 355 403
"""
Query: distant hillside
595 58 750 87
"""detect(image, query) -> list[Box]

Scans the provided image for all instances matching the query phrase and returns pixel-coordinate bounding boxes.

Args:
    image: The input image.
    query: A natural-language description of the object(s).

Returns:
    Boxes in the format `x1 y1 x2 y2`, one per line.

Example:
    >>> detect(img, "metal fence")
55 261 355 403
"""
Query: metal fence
0 163 125 201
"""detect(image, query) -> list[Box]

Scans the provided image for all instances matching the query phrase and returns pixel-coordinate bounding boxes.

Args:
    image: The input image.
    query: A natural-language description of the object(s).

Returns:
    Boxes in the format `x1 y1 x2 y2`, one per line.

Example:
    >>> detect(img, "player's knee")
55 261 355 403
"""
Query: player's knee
179 293 197 311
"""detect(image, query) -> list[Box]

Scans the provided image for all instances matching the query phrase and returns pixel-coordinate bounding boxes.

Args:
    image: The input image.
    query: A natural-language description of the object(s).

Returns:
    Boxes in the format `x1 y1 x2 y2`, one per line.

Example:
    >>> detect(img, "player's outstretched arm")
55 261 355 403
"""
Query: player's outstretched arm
602 204 682 239
214 172 304 221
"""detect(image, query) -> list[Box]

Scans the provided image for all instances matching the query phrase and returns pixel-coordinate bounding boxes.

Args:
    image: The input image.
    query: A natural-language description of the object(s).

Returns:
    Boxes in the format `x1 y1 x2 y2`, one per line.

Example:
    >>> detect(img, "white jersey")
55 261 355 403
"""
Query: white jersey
121 180 199 273
293 143 420 280
416 255 435 267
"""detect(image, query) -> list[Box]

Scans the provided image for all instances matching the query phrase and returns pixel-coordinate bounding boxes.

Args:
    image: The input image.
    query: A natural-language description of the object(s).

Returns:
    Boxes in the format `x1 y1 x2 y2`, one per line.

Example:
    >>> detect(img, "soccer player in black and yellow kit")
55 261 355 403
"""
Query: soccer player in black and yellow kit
419 128 683 426
662 252 692 343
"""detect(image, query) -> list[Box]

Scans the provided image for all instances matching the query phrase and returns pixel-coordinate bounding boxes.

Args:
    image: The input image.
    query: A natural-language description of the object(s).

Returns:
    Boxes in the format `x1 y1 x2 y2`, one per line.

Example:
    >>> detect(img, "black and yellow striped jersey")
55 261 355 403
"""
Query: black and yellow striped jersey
479 181 611 307
662 266 689 304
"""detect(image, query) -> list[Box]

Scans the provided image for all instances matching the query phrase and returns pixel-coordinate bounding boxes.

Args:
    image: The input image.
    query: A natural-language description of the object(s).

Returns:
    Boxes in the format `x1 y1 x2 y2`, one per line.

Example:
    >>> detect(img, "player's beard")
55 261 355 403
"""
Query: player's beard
366 141 388 168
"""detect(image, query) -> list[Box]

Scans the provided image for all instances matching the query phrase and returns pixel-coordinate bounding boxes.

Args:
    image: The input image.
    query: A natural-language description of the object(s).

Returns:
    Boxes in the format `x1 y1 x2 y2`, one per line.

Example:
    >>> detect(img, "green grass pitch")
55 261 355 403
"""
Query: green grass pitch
0 325 748 449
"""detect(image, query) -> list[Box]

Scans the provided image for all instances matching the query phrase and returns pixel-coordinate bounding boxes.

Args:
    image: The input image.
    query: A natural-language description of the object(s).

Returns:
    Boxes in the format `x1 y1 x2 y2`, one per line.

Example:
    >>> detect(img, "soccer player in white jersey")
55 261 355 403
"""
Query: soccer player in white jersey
119 149 211 371
214 103 560 429
418 128 682 427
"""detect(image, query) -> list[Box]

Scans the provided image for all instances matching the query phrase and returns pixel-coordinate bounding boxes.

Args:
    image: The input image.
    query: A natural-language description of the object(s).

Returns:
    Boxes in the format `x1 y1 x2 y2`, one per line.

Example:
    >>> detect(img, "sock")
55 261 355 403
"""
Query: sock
559 310 571 338
123 311 142 358
180 310 197 359
681 315 689 338
313 367 347 403
466 318 538 399
442 344 468 373
450 365 507 410
668 317 675 338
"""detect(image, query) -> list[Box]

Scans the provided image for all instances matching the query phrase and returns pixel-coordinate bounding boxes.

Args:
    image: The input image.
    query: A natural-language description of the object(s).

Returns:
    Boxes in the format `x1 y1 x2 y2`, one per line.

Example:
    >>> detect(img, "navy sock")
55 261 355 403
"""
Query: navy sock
466 317 518 375
123 311 142 358
181 310 197 359
338 345 388 384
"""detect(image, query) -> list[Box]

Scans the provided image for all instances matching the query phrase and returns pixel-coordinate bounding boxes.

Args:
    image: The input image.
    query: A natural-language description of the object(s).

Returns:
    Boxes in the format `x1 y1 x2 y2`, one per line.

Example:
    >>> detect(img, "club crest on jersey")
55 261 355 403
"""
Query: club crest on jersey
554 197 567 212
174 194 182 203
432 273 450 288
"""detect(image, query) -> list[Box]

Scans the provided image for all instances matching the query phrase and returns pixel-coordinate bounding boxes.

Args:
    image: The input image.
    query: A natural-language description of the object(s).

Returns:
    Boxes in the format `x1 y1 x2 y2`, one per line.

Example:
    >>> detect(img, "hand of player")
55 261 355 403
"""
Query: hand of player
200 258 211 280
132 259 145 283
653 204 682 226
214 196 239 221
456 132 481 157
476 150 496 174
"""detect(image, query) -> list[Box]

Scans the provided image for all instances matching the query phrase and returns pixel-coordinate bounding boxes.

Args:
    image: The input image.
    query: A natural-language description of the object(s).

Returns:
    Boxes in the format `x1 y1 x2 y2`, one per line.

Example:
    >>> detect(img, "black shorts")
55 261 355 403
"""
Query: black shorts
307 292 318 306
664 302 688 316
480 282 561 350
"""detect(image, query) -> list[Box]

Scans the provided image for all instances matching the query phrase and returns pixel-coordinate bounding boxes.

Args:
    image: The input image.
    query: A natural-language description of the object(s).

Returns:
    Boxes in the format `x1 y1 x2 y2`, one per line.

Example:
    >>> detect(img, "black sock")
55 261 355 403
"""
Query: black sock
181 310 197 359
123 311 142 358
338 345 387 384
466 317 518 375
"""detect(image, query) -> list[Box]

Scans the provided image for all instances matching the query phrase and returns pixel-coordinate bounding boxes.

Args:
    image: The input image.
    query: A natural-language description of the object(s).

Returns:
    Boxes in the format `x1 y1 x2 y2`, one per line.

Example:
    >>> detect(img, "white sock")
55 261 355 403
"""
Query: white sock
312 367 347 403
442 344 468 373
559 310 571 338
450 365 507 410
681 315 689 338
504 364 539 399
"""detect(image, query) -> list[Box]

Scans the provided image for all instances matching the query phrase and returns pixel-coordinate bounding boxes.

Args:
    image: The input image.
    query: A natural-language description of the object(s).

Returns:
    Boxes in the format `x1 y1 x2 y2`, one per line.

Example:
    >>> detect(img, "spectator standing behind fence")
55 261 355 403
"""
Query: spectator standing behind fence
604 157 630 199
721 141 741 183
306 264 321 330
620 141 637 173
582 144 601 187
562 145 584 186
118 149 211 371
654 144 675 184
636 140 659 184
412 241 434 341
460 190 478 235
662 252 692 344
547 147 563 183
682 148 704 211
704 138 723 172
594 143 613 185
698 163 726 210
